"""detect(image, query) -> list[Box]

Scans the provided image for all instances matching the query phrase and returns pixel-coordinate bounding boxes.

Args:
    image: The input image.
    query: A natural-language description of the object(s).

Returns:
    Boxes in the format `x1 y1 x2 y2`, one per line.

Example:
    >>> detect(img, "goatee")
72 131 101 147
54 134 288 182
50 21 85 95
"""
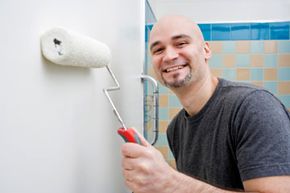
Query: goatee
163 72 192 88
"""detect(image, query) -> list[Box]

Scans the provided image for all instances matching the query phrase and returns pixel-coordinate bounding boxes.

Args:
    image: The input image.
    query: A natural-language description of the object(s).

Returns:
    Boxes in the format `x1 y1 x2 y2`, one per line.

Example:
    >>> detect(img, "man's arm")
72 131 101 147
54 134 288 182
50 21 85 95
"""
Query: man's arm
243 176 290 193
121 134 290 193
172 170 290 193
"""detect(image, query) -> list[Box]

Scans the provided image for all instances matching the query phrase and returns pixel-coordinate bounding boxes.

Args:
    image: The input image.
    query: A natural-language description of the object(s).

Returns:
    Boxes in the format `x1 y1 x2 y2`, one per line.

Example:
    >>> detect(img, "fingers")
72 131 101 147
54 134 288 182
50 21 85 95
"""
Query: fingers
122 156 135 170
120 129 152 158
123 170 137 191
122 166 133 180
122 167 145 192
124 176 138 192
127 127 151 147
121 142 144 158
119 128 155 192
134 128 151 147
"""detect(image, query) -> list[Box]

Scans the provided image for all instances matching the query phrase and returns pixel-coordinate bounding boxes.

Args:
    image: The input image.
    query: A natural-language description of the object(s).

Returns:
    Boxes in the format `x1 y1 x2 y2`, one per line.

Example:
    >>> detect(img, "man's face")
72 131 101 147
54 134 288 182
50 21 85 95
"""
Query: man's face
149 17 210 89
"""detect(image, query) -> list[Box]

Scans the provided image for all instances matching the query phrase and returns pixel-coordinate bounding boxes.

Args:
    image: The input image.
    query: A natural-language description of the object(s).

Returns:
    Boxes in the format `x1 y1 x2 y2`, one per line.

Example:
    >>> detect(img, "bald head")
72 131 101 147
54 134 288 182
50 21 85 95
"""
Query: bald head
148 15 213 89
149 15 204 51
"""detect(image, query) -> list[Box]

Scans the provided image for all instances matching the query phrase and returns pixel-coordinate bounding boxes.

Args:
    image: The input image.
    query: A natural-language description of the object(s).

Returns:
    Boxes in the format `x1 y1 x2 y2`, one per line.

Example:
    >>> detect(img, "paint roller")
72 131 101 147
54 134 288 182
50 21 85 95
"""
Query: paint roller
40 27 141 144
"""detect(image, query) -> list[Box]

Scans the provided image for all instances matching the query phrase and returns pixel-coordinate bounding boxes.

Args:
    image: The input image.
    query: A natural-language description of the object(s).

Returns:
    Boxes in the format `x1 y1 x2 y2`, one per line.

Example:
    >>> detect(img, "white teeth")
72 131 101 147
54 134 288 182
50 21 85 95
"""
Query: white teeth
167 66 179 72
165 65 185 72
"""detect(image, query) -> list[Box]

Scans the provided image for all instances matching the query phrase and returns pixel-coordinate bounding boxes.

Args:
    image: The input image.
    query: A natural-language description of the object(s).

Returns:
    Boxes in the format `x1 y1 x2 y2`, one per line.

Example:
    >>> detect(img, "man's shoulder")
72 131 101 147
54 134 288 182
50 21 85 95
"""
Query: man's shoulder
219 78 260 93
219 78 289 119
218 78 267 101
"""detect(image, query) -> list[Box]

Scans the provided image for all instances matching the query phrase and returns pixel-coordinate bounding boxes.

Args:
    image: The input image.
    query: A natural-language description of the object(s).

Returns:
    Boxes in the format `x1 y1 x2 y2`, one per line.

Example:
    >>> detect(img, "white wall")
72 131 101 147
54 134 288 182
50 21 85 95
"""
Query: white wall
148 0 290 22
0 0 144 193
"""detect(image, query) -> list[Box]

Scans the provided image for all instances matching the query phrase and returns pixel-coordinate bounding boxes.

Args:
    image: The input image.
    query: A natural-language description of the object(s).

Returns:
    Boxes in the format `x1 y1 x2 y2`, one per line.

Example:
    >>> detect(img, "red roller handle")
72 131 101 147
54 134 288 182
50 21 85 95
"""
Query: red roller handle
117 128 142 144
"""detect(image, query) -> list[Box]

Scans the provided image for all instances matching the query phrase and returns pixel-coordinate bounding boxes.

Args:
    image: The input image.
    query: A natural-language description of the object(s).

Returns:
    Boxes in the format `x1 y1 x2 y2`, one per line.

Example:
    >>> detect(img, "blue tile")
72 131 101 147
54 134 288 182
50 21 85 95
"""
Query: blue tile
278 40 290 53
169 95 181 107
147 24 153 30
159 107 169 120
199 24 211 41
264 54 277 67
222 41 236 53
264 82 278 94
222 69 237 80
278 67 290 80
145 25 152 42
209 54 223 68
277 95 290 108
250 23 270 40
159 85 170 94
212 24 231 40
168 150 175 159
155 133 169 146
270 22 290 40
231 23 251 40
251 69 264 81
251 41 264 53
236 54 250 67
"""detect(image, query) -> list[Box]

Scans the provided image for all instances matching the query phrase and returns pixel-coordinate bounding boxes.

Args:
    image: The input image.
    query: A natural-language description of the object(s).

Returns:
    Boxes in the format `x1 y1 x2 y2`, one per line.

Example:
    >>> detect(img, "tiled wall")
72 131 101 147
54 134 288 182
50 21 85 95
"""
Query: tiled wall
144 22 290 167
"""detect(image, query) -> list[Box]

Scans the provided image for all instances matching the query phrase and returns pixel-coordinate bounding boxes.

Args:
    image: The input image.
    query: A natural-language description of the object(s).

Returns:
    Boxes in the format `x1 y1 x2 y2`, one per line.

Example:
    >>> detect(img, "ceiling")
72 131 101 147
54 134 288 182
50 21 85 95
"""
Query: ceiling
147 0 290 23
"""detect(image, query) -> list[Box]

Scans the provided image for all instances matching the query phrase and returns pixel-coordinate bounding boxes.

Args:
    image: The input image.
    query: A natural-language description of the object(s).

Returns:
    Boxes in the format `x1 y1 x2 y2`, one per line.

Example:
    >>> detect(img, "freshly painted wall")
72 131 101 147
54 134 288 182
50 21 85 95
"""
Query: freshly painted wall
0 0 144 193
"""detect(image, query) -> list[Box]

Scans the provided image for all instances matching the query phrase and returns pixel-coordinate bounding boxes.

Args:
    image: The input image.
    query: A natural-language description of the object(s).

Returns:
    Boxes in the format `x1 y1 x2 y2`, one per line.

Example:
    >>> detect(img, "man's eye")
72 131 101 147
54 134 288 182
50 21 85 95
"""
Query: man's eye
176 42 187 47
153 48 164 55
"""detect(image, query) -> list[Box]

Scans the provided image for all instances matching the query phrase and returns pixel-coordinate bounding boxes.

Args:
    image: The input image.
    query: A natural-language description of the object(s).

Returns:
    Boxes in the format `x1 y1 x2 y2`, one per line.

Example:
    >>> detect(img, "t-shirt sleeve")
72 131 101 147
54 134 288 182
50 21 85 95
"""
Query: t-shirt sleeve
234 90 290 181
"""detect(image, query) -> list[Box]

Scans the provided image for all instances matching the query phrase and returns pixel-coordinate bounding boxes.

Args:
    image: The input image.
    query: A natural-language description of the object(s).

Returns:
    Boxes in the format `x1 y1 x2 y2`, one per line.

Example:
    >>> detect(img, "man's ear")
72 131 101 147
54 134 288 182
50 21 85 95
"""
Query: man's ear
204 42 212 61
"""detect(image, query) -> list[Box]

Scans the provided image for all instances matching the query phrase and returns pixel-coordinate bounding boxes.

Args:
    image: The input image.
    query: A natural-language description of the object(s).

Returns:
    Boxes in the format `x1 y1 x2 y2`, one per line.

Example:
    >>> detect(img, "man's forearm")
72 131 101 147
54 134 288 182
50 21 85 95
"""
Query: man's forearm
170 169 257 193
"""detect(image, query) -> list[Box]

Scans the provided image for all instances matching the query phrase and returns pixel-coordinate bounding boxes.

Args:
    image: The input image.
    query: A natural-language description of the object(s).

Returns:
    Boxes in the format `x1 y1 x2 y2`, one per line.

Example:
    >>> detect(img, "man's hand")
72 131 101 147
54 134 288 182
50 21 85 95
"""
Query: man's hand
121 131 290 193
120 131 178 193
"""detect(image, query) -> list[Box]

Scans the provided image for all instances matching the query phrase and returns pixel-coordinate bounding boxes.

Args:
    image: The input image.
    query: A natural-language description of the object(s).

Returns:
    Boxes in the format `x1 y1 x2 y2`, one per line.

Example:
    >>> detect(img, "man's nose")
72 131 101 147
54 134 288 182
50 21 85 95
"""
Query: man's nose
163 47 178 62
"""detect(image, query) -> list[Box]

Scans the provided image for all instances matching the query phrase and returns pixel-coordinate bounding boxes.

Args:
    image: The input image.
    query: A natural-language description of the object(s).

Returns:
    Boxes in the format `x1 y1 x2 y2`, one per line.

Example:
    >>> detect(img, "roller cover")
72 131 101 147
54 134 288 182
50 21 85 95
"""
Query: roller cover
40 27 111 68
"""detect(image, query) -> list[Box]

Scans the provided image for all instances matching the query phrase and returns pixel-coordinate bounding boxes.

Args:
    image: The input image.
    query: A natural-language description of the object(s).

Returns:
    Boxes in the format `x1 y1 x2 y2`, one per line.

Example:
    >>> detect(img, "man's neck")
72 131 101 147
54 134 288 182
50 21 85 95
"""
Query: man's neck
173 75 219 116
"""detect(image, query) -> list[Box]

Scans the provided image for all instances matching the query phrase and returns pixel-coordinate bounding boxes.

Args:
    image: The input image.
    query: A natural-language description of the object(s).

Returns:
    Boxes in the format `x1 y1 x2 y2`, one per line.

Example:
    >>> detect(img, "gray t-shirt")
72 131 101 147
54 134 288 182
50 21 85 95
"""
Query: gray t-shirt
167 78 290 190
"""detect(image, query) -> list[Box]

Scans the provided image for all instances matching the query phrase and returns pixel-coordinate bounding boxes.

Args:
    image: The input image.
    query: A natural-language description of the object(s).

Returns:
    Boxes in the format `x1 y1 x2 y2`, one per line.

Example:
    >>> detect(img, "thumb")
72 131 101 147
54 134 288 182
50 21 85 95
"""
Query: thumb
132 127 151 147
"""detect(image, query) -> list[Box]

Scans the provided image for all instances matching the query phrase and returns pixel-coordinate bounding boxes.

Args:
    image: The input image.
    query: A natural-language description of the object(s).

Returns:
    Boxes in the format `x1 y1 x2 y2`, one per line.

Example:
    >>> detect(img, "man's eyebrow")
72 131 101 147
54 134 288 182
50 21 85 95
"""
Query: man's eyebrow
150 41 161 52
150 34 191 51
172 34 191 40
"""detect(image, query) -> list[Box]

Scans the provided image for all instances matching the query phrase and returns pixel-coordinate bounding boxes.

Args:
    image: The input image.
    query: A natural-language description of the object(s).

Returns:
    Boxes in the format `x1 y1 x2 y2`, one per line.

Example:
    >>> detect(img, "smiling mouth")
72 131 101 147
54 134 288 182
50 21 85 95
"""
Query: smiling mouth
163 64 187 73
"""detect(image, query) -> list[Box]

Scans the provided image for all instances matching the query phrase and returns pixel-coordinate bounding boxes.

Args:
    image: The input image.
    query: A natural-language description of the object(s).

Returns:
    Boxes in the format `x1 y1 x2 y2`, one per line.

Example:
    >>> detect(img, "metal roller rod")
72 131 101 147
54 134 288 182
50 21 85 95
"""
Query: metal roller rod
103 65 127 130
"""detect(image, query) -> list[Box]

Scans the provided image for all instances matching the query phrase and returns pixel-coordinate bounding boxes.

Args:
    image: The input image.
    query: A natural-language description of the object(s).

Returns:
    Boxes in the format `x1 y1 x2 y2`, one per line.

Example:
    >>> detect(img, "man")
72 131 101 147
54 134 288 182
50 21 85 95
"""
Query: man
121 15 290 193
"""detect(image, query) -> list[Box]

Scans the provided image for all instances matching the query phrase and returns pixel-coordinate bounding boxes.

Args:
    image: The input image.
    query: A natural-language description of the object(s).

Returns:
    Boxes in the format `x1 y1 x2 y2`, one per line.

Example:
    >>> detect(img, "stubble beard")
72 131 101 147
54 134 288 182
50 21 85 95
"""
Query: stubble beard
162 68 193 88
